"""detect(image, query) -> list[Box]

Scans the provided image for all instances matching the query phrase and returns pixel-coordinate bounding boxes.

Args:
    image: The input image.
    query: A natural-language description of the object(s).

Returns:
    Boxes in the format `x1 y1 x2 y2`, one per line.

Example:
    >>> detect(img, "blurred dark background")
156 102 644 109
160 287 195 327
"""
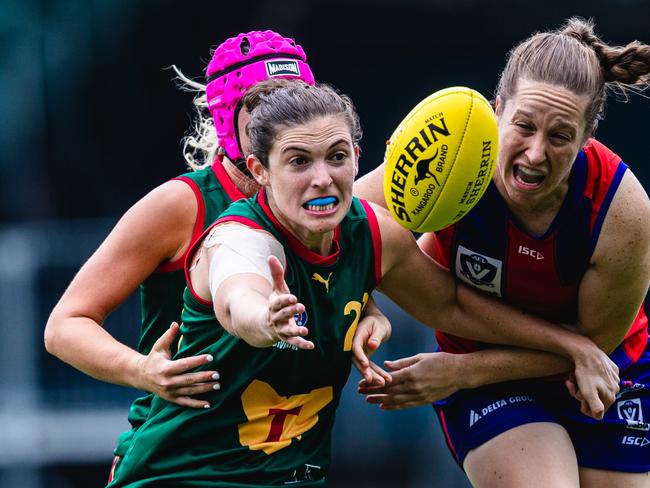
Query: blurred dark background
1 0 648 487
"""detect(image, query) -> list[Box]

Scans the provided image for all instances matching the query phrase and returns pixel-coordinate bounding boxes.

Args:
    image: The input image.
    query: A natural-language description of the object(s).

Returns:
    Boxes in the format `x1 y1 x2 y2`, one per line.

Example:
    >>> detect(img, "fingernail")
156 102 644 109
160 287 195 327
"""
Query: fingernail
203 404 210 409
212 372 220 380
206 355 214 362
213 383 221 391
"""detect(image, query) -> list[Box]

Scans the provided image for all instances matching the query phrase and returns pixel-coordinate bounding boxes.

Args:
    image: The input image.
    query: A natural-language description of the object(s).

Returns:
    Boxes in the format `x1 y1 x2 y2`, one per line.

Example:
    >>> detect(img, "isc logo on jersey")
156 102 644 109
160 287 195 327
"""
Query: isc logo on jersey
517 245 544 260
455 245 502 296
621 436 649 446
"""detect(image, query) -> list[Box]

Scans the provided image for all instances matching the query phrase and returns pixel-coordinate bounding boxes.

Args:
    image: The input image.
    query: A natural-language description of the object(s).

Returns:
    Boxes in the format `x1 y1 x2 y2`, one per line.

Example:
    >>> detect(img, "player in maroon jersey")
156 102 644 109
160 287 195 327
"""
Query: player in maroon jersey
355 17 650 487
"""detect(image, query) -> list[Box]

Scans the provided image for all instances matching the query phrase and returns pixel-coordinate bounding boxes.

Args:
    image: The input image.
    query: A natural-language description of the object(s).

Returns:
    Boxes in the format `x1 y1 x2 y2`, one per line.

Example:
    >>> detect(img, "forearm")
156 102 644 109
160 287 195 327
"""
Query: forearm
454 347 573 389
44 315 144 388
219 290 275 347
442 284 595 362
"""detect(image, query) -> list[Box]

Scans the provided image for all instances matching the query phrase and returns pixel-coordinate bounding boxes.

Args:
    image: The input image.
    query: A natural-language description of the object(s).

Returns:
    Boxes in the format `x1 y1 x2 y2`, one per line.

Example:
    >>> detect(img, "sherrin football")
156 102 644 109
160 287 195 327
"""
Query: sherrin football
383 87 498 232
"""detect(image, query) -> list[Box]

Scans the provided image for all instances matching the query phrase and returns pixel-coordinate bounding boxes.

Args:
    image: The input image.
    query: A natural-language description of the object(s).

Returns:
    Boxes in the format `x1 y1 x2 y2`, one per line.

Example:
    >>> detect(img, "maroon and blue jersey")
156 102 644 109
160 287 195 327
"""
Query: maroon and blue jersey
431 138 648 370
430 139 650 472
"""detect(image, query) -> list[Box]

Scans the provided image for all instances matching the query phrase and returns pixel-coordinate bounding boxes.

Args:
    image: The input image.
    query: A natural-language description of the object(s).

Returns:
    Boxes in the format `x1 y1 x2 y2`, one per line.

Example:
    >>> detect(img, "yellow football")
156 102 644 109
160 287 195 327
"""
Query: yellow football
383 87 498 232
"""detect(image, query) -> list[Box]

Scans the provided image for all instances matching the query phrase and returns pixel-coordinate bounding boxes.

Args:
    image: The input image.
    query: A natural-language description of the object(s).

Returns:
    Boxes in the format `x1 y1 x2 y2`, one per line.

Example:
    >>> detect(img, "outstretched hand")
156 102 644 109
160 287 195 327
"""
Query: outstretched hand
267 256 314 350
359 352 462 410
137 322 220 409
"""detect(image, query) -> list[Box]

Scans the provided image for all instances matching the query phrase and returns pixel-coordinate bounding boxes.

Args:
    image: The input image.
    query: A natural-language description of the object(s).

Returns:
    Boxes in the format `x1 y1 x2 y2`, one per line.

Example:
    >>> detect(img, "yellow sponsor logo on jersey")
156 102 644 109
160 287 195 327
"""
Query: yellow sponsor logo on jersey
238 380 333 454
311 272 333 292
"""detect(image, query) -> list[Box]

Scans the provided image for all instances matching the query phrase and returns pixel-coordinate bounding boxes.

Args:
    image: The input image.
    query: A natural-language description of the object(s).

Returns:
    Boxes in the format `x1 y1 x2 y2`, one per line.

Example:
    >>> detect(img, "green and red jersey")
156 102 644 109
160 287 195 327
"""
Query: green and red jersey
109 192 381 487
114 156 247 458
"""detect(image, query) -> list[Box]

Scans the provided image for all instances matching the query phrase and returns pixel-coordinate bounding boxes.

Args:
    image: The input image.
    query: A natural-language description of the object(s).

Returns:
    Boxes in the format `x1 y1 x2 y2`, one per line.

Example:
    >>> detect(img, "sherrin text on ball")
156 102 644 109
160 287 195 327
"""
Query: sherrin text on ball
383 87 498 232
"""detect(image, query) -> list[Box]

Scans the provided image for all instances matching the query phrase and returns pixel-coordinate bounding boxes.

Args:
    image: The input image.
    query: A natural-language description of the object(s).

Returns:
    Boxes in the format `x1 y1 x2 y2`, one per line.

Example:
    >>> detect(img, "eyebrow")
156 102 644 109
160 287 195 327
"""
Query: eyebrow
280 138 351 154
512 110 578 132
512 109 534 119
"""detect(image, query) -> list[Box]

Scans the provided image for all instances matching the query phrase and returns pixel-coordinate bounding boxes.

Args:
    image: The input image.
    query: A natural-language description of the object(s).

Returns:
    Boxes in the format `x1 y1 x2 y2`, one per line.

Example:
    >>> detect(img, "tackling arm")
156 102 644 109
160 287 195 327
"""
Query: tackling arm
44 181 219 408
374 202 619 417
375 202 595 358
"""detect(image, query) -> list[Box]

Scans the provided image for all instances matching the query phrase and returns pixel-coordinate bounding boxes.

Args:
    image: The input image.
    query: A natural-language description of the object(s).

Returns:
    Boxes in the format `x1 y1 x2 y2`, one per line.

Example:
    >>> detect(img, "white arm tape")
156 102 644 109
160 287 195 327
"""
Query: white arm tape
206 224 286 298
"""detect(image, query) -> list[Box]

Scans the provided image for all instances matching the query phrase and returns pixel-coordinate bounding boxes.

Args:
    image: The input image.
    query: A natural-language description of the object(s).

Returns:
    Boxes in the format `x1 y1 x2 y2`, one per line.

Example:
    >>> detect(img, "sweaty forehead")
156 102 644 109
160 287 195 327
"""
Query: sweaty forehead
512 80 588 124
274 116 352 151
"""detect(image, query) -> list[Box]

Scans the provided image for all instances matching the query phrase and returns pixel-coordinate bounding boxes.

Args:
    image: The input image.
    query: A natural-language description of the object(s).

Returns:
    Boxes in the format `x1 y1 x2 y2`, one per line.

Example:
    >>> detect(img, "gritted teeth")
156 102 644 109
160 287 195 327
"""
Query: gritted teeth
514 165 545 185
303 196 338 211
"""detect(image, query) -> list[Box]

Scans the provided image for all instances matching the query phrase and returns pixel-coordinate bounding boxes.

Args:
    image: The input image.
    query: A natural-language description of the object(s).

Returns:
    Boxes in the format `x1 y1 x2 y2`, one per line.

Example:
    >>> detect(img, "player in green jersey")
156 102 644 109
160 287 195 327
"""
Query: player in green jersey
44 31 391 482
109 82 618 487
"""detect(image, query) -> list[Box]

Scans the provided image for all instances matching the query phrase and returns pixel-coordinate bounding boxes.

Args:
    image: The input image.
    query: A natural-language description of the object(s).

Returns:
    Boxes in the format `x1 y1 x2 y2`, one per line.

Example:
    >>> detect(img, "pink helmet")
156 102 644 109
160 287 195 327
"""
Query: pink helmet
206 30 315 163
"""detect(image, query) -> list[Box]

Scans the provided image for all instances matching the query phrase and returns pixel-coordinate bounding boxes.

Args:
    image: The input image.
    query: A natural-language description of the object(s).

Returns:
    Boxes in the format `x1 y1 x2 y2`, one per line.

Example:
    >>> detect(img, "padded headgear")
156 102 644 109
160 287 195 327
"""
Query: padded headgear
206 30 315 162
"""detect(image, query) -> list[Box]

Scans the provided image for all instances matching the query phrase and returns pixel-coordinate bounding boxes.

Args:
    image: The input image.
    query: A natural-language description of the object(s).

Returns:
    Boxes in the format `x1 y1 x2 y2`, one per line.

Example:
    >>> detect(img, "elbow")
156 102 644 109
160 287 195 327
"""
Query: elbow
43 317 59 356
574 322 631 356
44 311 66 357
591 333 622 356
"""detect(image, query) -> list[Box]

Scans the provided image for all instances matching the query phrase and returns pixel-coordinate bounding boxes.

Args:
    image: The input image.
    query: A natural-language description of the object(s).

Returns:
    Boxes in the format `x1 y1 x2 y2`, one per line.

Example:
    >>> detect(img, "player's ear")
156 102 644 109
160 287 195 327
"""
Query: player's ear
353 145 360 177
495 96 503 118
248 155 269 186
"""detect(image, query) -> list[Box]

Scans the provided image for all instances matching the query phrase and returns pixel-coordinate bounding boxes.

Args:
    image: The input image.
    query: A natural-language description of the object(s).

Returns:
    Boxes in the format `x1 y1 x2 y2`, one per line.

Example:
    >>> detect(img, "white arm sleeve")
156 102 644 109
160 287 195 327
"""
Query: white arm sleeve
205 224 286 299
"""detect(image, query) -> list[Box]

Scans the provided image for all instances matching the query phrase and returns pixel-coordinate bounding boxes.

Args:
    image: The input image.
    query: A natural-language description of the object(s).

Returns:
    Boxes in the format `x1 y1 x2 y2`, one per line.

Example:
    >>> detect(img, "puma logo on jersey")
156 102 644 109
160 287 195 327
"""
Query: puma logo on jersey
517 245 544 260
311 272 333 292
